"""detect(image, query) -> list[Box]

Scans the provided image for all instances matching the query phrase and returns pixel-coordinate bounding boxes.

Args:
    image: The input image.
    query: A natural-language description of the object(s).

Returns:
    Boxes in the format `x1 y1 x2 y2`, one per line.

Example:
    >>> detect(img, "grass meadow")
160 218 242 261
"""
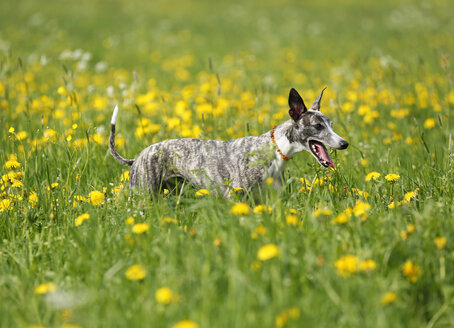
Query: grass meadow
1 0 454 327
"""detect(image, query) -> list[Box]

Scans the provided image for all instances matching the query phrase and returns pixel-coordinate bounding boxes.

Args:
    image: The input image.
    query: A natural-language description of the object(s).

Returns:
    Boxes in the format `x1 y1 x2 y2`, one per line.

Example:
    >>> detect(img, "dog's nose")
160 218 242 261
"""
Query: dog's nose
338 140 349 149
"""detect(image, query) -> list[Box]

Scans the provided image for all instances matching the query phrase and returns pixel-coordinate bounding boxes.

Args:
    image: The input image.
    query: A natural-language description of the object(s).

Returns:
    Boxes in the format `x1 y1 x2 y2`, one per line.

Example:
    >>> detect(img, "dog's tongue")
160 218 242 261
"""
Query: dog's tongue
314 142 335 168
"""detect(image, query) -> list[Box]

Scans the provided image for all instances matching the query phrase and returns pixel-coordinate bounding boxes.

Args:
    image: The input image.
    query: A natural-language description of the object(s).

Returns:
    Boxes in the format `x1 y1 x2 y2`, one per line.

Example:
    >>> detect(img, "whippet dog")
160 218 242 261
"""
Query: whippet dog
109 88 348 196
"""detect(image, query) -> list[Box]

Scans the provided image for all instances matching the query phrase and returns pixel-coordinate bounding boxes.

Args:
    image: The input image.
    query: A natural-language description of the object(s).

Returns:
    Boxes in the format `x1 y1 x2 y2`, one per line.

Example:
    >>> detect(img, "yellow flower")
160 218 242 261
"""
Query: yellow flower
4 160 21 169
50 182 59 190
173 320 199 328
434 237 447 249
16 131 28 140
388 201 395 209
43 129 57 141
402 261 421 283
161 217 178 225
29 192 38 207
352 200 371 221
163 189 169 195
195 189 210 197
155 287 175 304
365 171 381 181
312 208 332 217
75 213 90 226
333 212 349 224
0 199 11 212
121 171 129 182
253 204 272 214
385 173 400 182
34 283 56 295
230 202 250 215
406 224 416 233
9 127 15 133
125 264 146 281
88 190 105 206
359 259 377 272
132 223 150 234
265 177 274 185
334 254 359 277
125 217 135 225
423 118 435 129
285 215 300 226
213 237 221 247
381 291 397 305
257 244 279 261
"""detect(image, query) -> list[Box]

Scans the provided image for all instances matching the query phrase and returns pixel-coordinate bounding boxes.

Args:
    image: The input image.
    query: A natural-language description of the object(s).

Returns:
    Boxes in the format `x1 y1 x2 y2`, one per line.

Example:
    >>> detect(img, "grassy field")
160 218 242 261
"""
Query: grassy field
1 0 454 327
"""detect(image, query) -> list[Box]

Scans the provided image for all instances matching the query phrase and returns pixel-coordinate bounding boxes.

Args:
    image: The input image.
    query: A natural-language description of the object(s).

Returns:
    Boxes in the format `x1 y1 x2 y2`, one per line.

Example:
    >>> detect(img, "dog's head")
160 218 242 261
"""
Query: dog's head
287 88 348 168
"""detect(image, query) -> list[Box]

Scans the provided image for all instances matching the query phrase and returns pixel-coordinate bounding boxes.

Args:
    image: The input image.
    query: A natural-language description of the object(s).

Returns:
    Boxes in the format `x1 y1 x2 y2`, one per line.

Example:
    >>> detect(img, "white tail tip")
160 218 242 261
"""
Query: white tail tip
111 104 119 125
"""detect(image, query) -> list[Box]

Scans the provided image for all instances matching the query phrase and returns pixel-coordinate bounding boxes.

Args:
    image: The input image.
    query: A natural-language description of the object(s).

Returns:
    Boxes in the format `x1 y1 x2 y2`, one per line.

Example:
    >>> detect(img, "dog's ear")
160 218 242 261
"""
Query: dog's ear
309 87 327 111
288 88 307 121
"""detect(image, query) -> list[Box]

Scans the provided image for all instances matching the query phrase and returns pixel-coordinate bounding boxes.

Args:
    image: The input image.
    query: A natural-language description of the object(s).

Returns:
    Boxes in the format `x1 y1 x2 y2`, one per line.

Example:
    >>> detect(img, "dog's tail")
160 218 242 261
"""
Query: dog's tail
109 105 135 166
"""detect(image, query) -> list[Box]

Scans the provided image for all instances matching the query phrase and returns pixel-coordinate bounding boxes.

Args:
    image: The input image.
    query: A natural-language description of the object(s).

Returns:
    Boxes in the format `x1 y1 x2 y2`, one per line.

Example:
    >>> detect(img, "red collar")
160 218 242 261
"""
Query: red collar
270 127 293 161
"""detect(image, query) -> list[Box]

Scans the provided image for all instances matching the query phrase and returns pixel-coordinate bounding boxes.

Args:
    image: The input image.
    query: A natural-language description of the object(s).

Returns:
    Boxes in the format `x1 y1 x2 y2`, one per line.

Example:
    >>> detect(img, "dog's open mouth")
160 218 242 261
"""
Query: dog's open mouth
309 140 335 168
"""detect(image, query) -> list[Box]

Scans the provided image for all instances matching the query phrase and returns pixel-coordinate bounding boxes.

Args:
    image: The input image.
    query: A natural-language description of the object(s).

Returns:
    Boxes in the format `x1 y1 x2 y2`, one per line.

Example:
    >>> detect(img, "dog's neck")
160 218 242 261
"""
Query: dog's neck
271 121 305 161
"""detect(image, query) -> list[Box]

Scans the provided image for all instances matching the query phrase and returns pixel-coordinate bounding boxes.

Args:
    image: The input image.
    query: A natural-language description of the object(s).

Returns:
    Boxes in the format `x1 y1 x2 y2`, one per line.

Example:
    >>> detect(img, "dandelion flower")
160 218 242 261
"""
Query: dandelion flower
434 237 447 249
265 177 274 185
423 118 435 129
34 283 56 295
385 174 400 182
253 204 272 214
257 244 279 261
88 190 105 206
173 320 199 328
29 192 38 207
230 202 250 215
121 171 129 182
16 131 28 141
4 160 21 169
381 291 397 305
195 189 210 197
285 215 300 226
334 254 359 277
313 208 332 217
402 260 421 282
365 171 381 181
359 259 377 272
132 223 150 234
125 217 135 225
75 213 90 226
0 199 11 212
8 127 15 133
125 264 146 281
155 287 175 304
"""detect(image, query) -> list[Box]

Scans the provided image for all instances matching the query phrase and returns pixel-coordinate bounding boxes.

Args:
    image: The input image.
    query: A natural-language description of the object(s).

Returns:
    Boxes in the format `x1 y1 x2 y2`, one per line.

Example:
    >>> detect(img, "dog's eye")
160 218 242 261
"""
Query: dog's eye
314 124 324 130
